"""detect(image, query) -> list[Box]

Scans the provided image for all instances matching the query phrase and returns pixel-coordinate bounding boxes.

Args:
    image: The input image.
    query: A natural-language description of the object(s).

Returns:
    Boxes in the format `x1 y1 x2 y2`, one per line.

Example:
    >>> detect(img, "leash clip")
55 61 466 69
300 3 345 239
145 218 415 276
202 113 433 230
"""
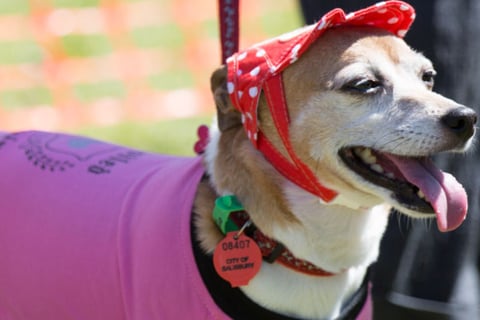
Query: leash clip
234 220 252 239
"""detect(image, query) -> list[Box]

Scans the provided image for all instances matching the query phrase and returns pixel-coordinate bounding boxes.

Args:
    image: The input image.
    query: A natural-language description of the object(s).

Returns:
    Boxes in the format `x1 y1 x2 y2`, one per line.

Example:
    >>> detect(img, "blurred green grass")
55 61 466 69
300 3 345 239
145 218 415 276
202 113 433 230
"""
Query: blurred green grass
0 86 52 109
73 80 125 102
0 41 43 65
53 0 101 8
75 115 213 155
0 1 30 14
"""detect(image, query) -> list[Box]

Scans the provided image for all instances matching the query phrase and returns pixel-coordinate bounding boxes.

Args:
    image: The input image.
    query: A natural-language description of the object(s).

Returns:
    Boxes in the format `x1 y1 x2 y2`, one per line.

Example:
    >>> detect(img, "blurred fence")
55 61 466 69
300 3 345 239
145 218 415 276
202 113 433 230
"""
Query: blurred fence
0 0 300 131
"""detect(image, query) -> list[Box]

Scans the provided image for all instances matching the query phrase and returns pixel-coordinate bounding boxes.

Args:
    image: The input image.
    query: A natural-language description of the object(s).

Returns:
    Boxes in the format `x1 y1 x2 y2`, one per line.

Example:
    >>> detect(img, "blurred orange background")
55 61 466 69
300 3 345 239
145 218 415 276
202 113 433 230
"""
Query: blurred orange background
0 0 301 131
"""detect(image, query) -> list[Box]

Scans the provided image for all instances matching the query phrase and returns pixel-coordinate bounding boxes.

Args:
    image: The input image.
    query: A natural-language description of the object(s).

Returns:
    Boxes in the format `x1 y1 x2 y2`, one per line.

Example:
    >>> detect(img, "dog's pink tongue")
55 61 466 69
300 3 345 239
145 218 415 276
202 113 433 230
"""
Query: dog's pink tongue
385 156 467 232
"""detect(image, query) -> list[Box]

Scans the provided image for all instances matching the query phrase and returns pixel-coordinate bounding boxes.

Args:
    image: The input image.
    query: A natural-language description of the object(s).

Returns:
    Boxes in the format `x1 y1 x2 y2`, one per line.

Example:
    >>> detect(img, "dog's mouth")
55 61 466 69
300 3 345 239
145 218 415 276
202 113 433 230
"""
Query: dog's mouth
339 147 433 212
338 146 468 232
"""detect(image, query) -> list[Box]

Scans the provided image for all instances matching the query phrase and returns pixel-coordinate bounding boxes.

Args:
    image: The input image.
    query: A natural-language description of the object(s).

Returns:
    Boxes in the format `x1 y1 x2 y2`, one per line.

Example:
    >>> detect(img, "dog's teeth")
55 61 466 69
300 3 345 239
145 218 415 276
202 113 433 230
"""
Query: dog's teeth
417 190 426 199
370 164 384 173
360 148 372 157
360 148 377 164
353 148 362 155
386 172 395 179
353 147 377 164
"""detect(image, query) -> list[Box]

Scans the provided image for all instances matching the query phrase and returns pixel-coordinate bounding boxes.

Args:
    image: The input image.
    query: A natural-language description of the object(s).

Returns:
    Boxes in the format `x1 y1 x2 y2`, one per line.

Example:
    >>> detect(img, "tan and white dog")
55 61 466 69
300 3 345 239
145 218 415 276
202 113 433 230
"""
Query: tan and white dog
193 4 477 320
0 2 476 320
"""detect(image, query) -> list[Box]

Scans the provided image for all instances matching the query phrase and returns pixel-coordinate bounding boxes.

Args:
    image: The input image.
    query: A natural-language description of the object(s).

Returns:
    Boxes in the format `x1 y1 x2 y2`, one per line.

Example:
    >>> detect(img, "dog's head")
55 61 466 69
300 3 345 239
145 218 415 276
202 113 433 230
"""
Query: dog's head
283 27 476 231
210 1 476 232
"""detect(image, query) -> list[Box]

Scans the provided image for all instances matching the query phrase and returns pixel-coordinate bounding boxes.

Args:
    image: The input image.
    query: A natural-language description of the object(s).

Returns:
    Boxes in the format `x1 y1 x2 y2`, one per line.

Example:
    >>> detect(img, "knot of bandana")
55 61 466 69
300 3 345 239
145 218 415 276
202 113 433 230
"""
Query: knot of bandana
226 1 415 201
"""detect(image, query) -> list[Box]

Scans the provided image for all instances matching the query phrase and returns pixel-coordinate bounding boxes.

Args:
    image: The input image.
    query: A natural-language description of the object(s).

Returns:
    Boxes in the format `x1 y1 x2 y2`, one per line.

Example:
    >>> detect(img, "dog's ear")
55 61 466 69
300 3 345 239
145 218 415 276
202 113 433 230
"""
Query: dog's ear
211 66 242 132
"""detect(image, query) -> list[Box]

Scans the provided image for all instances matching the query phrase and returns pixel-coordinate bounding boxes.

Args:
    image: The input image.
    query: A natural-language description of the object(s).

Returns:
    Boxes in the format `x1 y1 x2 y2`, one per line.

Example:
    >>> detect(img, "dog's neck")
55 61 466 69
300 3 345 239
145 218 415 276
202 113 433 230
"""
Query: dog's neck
239 187 388 319
277 182 390 273
197 127 389 319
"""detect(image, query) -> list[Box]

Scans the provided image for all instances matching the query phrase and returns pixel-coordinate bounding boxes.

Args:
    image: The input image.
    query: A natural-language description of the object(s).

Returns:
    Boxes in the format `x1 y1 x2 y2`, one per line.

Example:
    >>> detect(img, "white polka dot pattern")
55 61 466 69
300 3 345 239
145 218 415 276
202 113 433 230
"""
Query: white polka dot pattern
248 87 258 98
226 1 415 148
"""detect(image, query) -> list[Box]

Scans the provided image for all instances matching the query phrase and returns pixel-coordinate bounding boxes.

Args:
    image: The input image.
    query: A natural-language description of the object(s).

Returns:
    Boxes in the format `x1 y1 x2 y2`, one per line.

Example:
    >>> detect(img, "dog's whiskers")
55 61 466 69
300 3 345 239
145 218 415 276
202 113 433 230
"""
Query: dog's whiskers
389 136 417 154
372 133 407 153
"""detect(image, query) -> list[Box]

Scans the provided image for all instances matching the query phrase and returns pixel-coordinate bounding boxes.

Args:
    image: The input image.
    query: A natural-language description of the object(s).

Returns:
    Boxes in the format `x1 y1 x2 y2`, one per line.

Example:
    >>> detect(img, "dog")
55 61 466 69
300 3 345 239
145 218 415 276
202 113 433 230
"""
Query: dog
0 2 476 320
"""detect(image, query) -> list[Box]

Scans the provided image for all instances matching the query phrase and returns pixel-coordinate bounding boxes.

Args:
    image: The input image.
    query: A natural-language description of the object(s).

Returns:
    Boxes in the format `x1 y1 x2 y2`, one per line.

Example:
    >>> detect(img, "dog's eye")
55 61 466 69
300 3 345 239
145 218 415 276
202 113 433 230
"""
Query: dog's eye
422 70 436 87
343 78 381 94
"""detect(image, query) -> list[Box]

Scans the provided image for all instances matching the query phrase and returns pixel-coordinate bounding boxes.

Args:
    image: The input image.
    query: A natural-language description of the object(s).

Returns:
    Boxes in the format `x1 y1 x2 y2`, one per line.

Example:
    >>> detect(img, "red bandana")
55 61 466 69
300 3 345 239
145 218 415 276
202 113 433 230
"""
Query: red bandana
226 1 415 202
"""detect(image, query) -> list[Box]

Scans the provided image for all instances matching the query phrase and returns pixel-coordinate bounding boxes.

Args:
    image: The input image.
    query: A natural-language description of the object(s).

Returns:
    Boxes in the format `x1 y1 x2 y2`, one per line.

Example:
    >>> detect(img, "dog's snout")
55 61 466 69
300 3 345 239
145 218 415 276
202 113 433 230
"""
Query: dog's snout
441 107 477 140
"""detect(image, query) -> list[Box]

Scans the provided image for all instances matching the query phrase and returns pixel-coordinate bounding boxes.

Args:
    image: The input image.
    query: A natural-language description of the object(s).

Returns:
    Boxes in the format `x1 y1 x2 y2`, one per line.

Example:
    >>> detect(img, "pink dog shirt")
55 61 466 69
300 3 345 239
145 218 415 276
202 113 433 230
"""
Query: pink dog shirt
0 131 230 320
0 131 374 320
0 131 372 319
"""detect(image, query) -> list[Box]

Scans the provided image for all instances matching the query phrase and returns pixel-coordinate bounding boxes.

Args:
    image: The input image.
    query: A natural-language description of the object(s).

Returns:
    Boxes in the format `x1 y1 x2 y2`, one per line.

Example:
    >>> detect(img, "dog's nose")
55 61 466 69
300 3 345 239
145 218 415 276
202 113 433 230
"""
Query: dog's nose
441 107 477 140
